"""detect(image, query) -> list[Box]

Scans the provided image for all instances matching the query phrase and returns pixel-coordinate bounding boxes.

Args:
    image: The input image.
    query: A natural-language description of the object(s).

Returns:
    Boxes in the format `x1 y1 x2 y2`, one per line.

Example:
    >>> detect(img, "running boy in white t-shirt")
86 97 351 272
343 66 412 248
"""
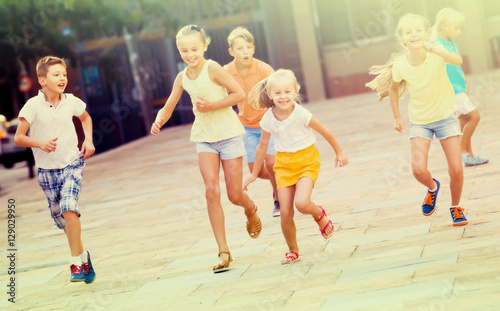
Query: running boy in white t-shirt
14 56 96 283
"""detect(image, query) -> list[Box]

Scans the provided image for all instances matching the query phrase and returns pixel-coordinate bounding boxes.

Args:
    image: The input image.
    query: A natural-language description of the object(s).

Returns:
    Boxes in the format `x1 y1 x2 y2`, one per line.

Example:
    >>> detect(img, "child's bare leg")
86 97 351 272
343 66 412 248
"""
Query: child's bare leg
410 138 436 190
198 153 229 255
459 110 480 157
248 162 271 180
222 157 261 238
264 154 278 199
278 186 298 253
62 211 84 256
222 157 256 213
294 177 333 237
440 136 464 206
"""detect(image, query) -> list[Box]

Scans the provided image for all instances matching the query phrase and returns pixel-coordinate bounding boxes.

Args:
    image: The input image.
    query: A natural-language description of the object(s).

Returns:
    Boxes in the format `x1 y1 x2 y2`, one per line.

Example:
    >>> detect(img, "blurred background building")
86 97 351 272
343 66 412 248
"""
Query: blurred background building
1 0 499 154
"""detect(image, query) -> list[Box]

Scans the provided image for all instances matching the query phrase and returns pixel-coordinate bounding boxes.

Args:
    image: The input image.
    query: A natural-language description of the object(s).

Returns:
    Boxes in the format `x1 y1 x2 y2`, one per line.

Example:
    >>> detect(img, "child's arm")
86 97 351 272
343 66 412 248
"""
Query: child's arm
151 73 184 135
196 62 245 113
309 117 348 167
78 110 95 159
14 118 58 153
422 42 463 66
243 130 271 190
389 79 404 133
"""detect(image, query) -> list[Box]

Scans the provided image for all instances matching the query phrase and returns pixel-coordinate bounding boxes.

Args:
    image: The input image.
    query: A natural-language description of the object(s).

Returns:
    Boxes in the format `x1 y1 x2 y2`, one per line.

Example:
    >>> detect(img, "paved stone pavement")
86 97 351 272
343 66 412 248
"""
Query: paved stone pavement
1 70 500 311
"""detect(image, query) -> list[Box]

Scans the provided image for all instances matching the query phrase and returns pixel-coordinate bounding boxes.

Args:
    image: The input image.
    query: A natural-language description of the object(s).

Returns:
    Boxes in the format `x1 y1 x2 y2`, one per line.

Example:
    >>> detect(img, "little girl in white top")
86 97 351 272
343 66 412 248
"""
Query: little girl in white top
244 69 348 264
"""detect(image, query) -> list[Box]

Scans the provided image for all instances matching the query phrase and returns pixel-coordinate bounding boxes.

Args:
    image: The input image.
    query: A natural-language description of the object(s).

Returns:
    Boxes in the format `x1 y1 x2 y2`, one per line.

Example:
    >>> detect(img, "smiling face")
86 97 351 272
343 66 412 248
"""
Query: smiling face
177 33 208 68
400 17 429 50
229 37 255 67
268 77 298 112
38 64 67 95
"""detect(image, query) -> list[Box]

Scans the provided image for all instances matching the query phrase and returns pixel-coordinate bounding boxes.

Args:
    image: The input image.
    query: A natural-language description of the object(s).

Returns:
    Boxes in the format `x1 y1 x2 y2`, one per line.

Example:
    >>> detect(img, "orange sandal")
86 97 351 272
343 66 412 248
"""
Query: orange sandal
213 251 233 273
281 251 300 264
245 203 262 239
315 205 334 239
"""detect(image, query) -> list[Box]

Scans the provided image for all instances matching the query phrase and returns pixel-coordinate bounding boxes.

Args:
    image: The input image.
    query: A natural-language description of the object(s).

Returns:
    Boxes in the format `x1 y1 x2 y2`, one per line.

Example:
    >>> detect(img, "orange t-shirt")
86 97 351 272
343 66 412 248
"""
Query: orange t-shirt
224 58 274 128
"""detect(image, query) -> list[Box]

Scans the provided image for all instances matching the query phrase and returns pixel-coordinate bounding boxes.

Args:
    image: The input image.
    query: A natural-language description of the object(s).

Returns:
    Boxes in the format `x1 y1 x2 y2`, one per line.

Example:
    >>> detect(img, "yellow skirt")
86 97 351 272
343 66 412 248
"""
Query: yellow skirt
274 144 320 189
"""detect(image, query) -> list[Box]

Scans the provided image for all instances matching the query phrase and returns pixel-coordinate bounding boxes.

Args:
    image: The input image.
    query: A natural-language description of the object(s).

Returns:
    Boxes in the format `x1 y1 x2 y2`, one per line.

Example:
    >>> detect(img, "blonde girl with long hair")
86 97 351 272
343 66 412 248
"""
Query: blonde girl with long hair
151 25 262 272
244 69 348 264
367 14 468 226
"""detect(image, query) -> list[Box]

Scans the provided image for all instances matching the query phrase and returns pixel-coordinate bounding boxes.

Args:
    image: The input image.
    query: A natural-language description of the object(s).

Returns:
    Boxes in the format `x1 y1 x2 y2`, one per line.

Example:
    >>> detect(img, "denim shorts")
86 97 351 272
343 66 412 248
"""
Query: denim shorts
410 115 461 140
243 126 276 163
196 135 246 160
37 157 85 229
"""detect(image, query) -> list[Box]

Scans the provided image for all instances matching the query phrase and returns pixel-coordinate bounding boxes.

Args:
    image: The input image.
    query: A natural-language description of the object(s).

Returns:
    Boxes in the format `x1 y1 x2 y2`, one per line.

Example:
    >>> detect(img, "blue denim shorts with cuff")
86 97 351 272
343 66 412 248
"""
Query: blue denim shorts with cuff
243 126 276 163
410 115 461 140
37 157 85 229
196 135 245 160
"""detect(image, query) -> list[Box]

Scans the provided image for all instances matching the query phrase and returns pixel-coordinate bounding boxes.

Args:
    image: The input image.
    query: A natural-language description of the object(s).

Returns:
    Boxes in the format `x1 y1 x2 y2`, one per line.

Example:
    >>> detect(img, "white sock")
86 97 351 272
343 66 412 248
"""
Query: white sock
429 186 437 192
70 256 82 266
79 250 88 263
451 205 460 208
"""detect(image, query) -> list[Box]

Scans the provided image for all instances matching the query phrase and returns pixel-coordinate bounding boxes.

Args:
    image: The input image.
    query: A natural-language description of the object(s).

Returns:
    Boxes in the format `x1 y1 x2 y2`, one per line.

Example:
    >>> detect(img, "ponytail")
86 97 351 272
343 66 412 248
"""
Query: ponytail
366 51 407 101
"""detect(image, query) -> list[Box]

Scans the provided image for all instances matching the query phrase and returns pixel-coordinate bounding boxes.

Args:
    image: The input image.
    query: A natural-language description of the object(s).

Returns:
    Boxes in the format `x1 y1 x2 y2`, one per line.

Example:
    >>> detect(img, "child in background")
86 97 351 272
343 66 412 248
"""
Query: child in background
433 7 488 167
224 27 280 217
243 69 348 264
151 25 262 273
14 56 96 283
366 14 468 226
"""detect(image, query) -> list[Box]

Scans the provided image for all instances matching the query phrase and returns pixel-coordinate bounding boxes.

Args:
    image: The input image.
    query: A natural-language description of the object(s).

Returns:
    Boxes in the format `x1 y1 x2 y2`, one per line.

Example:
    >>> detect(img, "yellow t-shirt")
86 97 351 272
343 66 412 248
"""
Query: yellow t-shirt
392 52 457 124
182 59 244 142
224 58 274 128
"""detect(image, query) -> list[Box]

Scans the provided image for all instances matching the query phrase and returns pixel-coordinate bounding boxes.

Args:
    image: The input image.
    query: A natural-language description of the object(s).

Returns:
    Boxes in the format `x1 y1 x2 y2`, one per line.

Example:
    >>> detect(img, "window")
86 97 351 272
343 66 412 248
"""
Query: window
315 0 425 46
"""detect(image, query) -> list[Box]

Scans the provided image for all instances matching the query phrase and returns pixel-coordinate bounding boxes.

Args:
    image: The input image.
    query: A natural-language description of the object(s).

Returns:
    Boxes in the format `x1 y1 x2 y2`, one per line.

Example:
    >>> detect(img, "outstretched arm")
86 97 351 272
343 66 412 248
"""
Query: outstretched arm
243 130 271 190
78 110 95 159
309 117 348 167
422 42 462 66
151 73 184 135
389 79 404 133
196 62 245 113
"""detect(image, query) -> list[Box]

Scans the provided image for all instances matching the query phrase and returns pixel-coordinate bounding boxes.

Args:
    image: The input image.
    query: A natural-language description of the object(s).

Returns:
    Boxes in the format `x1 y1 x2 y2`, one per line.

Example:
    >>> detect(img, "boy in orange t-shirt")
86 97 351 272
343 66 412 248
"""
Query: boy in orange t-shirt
224 27 279 217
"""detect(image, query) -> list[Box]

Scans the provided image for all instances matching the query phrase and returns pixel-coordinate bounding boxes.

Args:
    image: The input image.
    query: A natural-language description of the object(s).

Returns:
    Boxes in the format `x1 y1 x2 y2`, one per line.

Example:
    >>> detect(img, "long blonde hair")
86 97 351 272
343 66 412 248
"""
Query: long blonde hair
366 14 430 101
249 69 301 110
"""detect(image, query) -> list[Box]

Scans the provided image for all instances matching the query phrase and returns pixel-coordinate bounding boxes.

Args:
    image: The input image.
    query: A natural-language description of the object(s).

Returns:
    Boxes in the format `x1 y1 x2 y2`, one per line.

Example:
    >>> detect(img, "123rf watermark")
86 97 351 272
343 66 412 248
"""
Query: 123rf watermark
6 198 17 303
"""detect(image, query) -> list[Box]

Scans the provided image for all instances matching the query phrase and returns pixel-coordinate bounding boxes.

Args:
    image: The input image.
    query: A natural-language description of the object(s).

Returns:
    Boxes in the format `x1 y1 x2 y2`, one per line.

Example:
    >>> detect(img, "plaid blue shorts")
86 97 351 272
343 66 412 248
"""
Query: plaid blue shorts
37 157 85 229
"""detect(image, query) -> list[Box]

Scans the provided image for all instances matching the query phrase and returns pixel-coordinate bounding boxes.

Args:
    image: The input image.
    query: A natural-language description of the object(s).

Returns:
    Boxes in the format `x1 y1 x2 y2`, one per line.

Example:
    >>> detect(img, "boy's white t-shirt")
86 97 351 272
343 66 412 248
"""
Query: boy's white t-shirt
19 90 86 169
260 103 316 153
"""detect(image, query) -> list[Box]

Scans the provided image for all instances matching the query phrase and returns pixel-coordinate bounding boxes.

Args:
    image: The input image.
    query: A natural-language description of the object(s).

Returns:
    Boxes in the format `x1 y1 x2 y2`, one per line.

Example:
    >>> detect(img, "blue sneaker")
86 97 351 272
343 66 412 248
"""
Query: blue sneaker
82 251 96 284
471 155 489 166
422 178 440 216
273 200 280 217
462 153 489 167
450 207 468 226
70 264 85 282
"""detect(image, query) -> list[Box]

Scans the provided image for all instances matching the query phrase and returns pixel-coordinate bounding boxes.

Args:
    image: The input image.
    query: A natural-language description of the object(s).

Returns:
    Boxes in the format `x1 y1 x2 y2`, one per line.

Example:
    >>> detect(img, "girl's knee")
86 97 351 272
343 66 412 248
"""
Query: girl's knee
471 110 480 122
205 184 221 200
412 167 427 179
294 200 310 213
280 206 294 219
449 166 463 179
227 191 243 205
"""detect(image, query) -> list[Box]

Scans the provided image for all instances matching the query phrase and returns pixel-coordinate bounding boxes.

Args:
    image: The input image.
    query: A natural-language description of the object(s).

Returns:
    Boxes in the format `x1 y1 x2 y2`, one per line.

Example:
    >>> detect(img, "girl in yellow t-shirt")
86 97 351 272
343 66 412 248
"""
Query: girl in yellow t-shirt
366 14 467 227
151 25 261 273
